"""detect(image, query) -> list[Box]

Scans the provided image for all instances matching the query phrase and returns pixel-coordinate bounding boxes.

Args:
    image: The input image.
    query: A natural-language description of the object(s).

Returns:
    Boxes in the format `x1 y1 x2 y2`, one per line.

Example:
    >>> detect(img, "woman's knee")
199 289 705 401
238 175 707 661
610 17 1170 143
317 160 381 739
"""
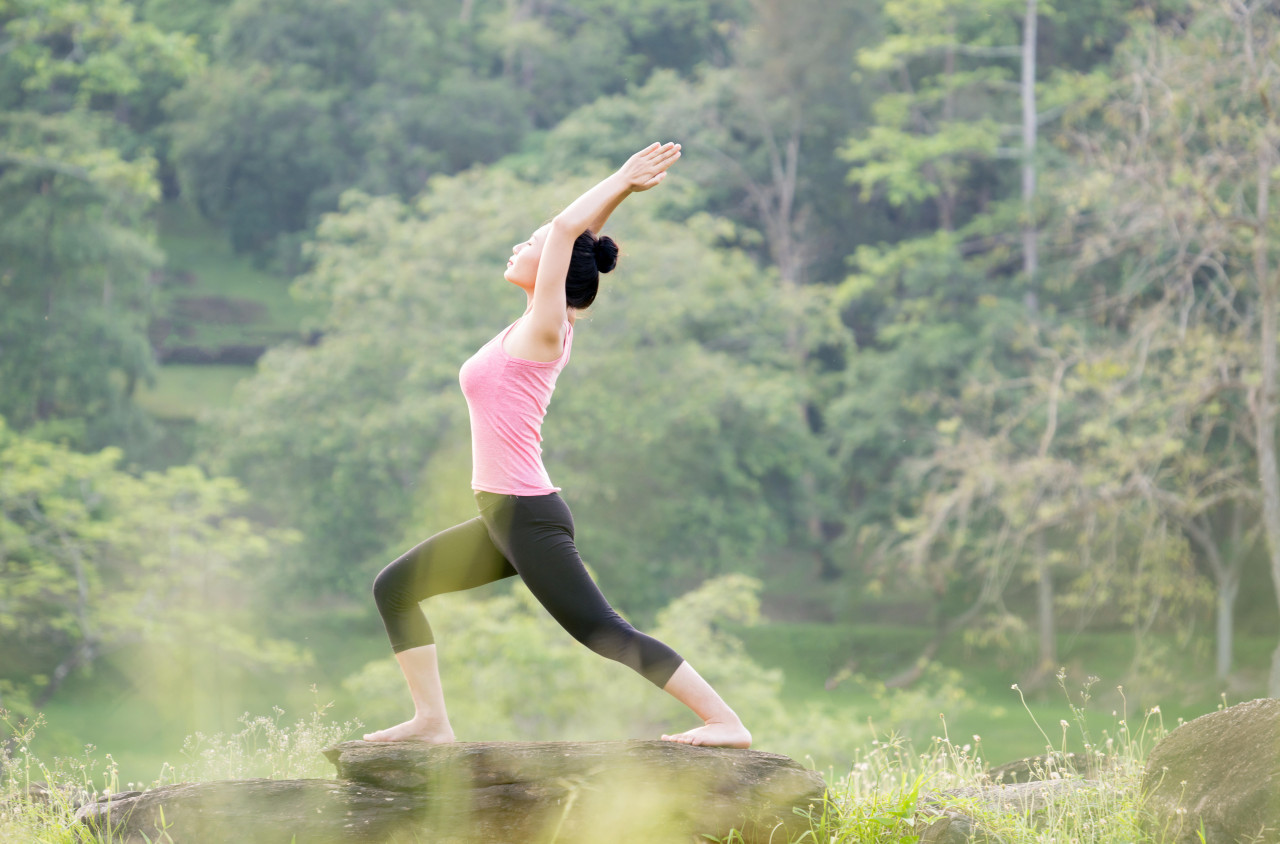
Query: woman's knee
372 565 406 611
579 617 640 661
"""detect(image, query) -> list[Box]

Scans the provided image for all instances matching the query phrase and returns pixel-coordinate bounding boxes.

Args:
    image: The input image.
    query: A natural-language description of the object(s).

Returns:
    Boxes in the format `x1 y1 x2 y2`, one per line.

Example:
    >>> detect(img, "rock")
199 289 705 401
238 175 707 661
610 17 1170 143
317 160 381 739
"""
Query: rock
73 740 827 844
915 780 1097 843
1142 697 1280 844
985 751 1097 783
915 808 985 844
0 781 94 815
323 739 826 843
74 779 418 844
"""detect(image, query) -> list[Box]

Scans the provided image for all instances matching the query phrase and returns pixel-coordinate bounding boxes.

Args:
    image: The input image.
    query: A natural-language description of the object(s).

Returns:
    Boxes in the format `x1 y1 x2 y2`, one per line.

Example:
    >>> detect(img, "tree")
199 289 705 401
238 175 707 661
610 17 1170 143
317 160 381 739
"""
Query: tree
167 0 746 261
893 315 1220 690
833 0 1057 677
1056 0 1280 692
0 0 203 449
826 0 1174 679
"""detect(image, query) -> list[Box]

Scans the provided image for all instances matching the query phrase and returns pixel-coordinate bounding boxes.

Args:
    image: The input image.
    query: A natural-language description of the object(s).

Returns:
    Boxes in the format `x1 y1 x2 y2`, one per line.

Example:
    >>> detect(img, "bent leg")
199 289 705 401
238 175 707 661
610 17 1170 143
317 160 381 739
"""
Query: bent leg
480 493 685 688
372 515 516 653
366 508 517 743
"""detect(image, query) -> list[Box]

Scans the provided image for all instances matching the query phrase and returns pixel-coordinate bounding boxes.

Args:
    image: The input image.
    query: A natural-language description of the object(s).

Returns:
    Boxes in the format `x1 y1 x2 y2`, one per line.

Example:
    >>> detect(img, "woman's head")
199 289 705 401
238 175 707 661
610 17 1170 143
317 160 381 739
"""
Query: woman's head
503 225 619 309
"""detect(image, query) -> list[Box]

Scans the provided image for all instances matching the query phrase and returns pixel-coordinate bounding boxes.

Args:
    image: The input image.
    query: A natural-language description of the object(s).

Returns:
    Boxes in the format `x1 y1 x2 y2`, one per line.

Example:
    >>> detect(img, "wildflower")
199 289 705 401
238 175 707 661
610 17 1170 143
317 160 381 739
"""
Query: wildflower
1060 720 1070 728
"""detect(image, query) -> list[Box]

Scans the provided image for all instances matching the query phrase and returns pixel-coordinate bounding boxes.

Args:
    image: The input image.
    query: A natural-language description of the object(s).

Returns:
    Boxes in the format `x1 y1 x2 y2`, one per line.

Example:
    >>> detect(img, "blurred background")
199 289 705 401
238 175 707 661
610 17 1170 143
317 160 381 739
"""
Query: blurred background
3 0 1279 787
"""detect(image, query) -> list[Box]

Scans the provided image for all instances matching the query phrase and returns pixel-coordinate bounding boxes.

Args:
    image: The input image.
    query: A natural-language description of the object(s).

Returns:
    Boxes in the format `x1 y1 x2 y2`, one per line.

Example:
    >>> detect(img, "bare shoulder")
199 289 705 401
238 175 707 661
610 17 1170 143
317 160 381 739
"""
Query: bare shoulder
503 314 569 363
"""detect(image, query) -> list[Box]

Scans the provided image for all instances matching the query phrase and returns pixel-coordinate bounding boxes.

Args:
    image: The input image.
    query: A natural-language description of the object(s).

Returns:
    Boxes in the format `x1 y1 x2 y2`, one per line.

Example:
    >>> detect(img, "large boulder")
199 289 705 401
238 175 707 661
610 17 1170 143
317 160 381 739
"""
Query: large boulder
914 780 1097 843
323 739 826 843
74 739 827 843
1141 697 1280 844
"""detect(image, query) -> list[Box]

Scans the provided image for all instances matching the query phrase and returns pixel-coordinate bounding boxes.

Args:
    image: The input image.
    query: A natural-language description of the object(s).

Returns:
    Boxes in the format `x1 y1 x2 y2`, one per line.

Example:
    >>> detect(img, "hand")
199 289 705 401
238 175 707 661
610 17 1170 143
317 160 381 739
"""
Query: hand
617 141 682 192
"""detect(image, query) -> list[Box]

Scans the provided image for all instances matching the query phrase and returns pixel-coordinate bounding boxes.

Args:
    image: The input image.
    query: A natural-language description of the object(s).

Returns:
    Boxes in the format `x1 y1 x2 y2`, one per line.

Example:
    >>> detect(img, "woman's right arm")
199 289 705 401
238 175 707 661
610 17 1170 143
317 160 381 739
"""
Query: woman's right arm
524 143 682 343
552 142 681 238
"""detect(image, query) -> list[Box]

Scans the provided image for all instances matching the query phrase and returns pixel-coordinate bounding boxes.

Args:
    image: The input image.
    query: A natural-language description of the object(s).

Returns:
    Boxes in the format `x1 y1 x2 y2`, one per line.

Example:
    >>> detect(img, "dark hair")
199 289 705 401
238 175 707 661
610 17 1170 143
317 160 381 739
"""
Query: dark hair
564 230 618 309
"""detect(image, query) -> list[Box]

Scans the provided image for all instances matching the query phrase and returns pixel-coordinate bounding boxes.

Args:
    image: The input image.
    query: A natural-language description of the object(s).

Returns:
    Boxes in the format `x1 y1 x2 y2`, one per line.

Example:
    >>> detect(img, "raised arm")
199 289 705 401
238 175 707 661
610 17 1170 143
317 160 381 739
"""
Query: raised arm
525 142 682 342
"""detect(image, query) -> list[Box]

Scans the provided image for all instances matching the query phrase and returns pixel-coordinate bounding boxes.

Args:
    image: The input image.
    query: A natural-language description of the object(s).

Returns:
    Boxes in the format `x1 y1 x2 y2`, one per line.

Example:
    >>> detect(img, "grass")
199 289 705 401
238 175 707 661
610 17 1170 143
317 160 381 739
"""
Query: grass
133 364 252 421
0 674 1184 843
154 201 319 352
127 202 322 429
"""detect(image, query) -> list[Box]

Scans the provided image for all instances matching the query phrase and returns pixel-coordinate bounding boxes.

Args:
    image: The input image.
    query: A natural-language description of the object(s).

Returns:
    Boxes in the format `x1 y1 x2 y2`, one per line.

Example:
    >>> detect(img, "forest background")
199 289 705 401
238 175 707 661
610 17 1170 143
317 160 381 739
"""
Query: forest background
3 0 1280 787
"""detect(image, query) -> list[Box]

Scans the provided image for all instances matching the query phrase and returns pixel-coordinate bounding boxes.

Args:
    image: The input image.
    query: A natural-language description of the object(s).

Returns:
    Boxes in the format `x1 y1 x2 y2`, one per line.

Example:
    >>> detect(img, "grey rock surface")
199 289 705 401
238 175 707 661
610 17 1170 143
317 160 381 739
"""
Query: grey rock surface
1142 697 1280 844
915 780 1097 843
985 751 1096 784
73 739 828 844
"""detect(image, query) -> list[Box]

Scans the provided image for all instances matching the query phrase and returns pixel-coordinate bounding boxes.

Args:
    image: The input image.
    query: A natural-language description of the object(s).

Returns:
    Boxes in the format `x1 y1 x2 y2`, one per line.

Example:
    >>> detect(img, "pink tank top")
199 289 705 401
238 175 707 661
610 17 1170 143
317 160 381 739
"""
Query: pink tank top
458 316 574 495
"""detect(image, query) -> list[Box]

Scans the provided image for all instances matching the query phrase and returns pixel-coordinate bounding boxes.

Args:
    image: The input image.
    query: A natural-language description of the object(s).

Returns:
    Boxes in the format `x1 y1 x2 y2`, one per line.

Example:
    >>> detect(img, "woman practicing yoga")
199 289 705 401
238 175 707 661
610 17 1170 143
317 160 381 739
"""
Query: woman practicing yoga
365 141 752 749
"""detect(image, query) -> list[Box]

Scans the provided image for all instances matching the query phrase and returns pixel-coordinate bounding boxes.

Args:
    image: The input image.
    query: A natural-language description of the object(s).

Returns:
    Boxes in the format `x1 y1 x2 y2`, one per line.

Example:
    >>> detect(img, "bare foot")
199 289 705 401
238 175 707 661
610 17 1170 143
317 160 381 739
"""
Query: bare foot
363 716 455 743
660 720 751 749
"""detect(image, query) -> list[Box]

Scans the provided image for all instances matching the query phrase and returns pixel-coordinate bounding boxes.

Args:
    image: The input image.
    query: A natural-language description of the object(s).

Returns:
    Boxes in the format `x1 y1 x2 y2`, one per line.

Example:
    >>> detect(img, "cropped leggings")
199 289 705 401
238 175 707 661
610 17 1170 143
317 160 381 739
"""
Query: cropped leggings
372 490 686 689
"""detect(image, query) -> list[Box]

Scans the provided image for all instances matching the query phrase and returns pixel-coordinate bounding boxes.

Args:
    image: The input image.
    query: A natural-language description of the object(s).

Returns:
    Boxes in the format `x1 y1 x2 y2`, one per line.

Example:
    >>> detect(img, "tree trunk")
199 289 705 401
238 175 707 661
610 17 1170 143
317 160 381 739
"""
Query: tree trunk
1218 572 1239 681
1021 0 1038 312
1250 140 1280 697
1183 511 1244 682
1035 534 1056 673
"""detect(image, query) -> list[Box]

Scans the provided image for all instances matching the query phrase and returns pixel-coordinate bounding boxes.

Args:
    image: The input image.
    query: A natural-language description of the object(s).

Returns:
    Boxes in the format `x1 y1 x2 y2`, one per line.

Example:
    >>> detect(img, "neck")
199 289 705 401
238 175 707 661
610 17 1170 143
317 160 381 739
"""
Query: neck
523 293 576 324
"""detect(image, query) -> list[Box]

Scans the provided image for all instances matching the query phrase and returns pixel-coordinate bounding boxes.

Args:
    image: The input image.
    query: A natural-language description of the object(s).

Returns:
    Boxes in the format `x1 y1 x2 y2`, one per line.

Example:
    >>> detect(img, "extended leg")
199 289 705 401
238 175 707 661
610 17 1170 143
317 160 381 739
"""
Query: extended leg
482 494 684 687
482 494 750 748
658 661 752 748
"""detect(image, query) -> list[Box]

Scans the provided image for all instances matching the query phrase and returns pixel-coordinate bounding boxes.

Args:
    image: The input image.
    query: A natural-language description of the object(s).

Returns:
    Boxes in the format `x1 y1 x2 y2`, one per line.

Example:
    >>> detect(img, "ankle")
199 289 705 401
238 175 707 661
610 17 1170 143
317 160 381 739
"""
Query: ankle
412 712 450 727
704 713 742 727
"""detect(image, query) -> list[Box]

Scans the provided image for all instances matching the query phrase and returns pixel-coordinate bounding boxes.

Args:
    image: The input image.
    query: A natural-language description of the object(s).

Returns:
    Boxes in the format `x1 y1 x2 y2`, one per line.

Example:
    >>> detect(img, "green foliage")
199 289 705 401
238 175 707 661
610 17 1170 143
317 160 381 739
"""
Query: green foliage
0 417 308 724
0 0 203 449
0 111 160 448
0 0 203 113
166 0 747 260
1045 0 1280 686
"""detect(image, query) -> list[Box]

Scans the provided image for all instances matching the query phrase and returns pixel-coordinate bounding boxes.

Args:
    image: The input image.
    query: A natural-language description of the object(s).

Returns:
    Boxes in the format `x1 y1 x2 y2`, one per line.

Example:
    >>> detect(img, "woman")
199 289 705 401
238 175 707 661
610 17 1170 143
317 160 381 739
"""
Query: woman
365 142 752 749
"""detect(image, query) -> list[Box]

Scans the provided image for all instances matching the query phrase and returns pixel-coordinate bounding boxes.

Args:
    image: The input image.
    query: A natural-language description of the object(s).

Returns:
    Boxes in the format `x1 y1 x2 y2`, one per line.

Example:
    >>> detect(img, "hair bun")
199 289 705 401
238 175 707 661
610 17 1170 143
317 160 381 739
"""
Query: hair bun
593 236 619 274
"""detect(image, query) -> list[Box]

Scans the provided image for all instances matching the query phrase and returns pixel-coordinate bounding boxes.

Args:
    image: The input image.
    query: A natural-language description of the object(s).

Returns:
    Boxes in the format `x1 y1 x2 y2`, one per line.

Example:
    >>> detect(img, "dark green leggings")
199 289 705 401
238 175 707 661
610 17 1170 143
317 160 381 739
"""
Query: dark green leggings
372 490 685 689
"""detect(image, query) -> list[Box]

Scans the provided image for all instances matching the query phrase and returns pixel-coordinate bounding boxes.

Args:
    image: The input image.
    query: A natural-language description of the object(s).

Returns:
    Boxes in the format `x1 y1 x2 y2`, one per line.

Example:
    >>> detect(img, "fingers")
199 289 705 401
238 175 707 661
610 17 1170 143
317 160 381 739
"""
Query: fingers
644 144 681 176
639 141 681 162
625 142 681 191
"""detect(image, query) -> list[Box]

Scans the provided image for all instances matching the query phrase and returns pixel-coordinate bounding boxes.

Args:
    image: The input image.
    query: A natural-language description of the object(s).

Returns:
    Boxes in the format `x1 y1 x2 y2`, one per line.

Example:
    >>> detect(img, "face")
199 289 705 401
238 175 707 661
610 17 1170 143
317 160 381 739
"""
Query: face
503 225 549 291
